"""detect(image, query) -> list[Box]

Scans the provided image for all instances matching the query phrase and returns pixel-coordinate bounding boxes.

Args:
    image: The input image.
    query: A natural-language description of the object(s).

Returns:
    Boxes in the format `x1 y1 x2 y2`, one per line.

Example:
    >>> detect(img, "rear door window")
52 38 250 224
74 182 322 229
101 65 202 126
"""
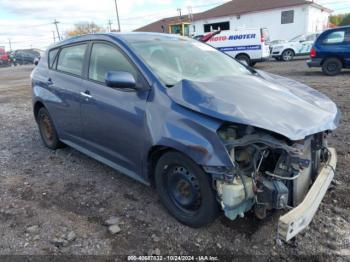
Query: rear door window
323 31 345 44
57 44 87 76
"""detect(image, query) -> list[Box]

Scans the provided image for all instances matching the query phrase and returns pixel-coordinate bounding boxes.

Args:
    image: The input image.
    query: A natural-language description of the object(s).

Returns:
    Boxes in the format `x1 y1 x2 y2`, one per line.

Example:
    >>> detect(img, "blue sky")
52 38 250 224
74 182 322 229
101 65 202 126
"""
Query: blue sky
0 0 349 50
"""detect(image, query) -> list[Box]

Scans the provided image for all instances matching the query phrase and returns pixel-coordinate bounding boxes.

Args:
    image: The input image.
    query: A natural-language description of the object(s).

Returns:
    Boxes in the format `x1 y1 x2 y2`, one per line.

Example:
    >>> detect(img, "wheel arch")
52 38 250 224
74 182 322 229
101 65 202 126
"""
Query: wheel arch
282 47 296 54
321 56 345 67
146 136 232 187
147 145 176 187
235 53 251 60
33 100 46 122
282 48 295 55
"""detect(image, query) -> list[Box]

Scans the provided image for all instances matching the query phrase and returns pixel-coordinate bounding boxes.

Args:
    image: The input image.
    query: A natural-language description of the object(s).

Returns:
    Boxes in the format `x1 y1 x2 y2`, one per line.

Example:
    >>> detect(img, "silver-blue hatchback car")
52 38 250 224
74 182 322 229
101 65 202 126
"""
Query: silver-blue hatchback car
31 33 340 241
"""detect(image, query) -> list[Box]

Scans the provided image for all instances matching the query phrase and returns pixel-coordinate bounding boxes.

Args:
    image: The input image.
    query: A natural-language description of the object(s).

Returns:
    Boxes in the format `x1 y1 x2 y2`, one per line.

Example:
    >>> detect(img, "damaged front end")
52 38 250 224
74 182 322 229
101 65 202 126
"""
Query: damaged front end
205 124 334 239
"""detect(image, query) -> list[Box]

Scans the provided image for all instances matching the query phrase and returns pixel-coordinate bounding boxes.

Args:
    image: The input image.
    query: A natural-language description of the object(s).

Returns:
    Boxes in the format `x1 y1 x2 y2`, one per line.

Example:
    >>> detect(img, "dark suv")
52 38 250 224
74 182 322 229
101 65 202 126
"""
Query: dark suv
307 26 350 76
31 33 339 241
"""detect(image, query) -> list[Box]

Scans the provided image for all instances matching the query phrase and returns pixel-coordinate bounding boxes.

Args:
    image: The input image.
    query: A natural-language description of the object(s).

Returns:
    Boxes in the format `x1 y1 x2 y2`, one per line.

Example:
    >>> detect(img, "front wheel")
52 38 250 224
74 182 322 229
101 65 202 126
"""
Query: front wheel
155 151 219 227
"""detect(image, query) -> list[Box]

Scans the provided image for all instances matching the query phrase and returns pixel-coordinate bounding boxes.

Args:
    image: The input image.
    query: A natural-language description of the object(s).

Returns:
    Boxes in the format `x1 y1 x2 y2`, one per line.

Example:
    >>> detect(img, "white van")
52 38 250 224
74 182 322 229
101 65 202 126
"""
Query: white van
205 28 271 66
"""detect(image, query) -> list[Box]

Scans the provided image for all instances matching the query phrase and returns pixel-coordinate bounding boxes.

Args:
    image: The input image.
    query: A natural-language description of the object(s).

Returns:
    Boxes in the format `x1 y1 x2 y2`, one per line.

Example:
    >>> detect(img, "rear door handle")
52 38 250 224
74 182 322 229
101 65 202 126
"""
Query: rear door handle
80 91 92 99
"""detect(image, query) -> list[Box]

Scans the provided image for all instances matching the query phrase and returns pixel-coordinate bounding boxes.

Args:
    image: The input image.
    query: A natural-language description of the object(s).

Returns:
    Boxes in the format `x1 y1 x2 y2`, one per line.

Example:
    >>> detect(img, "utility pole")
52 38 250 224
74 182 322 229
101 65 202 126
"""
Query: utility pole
108 20 113 32
52 31 56 43
53 19 61 41
188 6 193 22
177 8 182 20
114 0 121 32
8 38 12 51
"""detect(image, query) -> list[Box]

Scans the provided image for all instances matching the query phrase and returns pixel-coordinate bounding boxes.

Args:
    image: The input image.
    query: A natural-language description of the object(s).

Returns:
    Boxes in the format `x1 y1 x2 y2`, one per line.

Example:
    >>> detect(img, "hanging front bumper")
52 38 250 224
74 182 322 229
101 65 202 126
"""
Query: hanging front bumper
278 148 337 241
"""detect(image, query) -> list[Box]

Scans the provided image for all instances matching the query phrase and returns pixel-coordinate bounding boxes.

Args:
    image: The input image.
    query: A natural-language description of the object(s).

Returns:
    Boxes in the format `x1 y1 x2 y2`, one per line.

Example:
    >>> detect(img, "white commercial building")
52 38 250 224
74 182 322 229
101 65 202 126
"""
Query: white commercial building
136 0 332 41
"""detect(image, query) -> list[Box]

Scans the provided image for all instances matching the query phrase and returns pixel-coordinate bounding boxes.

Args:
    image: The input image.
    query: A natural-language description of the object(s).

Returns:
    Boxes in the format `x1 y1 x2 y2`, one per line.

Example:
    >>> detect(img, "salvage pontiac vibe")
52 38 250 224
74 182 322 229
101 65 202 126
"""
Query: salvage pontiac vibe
31 33 339 241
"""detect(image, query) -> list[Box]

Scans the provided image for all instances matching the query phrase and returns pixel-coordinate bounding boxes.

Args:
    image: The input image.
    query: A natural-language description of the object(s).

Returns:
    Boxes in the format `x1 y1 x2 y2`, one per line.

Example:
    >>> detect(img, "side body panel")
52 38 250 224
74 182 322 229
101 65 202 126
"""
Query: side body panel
79 79 150 178
47 70 83 141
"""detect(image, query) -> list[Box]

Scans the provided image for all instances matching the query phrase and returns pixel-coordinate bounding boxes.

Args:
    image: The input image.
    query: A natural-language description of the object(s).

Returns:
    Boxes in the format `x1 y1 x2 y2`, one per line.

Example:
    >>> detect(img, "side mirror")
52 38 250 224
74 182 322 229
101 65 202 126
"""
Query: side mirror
105 71 136 89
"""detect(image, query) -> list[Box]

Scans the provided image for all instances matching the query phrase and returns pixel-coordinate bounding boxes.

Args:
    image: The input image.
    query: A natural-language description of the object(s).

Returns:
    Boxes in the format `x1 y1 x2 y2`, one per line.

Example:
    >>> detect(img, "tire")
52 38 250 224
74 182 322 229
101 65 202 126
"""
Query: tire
154 151 219 227
281 49 295 62
37 107 63 149
322 58 342 76
236 54 251 67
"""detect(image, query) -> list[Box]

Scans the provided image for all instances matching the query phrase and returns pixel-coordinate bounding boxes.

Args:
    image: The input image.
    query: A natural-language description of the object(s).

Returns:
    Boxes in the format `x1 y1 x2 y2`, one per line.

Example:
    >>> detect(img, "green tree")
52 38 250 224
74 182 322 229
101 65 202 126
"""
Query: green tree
339 13 350 26
329 14 343 26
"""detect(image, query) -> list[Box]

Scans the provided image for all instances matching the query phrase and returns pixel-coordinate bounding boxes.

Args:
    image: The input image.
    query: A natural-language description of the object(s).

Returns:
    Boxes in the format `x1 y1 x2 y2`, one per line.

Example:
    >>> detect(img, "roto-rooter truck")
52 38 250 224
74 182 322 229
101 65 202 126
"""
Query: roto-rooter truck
206 28 271 66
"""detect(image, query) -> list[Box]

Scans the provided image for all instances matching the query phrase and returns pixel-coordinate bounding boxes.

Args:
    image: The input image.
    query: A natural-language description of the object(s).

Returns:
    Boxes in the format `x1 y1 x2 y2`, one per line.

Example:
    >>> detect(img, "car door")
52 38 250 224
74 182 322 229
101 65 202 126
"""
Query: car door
80 41 150 178
47 43 88 143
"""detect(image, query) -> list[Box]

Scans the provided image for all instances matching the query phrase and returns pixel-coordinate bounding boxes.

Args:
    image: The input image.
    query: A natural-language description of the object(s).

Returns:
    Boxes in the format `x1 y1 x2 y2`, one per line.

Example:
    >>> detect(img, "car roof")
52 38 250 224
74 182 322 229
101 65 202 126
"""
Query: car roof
48 32 183 50
321 25 350 34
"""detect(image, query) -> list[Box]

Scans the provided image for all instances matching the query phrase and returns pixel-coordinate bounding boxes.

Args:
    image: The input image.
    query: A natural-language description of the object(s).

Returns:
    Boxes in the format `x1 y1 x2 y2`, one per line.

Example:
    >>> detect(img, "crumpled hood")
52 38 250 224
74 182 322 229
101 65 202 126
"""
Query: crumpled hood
167 71 340 141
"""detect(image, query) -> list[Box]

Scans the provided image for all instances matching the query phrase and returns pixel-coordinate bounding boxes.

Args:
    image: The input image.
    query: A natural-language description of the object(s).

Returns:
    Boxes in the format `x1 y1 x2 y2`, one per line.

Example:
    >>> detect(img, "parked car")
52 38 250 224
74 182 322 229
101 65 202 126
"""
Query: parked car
31 33 339 241
268 40 286 53
307 26 350 76
14 49 40 65
271 33 319 61
204 28 271 66
0 47 9 66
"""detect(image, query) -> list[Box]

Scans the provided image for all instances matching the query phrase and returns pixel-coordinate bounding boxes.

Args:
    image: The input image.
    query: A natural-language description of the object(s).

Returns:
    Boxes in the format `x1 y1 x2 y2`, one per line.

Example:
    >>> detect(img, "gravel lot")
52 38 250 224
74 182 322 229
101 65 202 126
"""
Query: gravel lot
0 61 349 260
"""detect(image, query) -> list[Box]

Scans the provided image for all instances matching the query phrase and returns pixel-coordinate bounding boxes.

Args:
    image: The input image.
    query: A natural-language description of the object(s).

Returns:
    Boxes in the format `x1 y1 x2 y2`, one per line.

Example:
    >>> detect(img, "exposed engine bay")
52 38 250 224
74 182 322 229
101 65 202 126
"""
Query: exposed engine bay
209 124 331 221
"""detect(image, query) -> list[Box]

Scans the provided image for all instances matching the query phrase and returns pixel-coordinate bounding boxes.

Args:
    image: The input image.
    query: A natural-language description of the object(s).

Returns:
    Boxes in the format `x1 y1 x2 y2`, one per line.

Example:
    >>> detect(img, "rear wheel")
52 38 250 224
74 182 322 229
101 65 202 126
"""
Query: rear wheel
236 54 251 66
322 58 342 76
282 49 295 61
37 107 63 149
155 151 219 227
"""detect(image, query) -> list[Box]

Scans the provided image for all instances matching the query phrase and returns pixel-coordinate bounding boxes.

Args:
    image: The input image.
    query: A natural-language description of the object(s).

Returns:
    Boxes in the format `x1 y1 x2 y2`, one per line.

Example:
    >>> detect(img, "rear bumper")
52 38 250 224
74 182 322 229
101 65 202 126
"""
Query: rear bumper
278 147 337 241
307 58 322 68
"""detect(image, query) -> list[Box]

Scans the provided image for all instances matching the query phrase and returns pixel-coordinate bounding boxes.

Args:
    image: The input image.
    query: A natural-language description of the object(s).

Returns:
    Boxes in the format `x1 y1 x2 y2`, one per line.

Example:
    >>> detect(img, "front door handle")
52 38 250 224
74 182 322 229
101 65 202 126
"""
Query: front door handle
80 91 92 99
47 78 53 86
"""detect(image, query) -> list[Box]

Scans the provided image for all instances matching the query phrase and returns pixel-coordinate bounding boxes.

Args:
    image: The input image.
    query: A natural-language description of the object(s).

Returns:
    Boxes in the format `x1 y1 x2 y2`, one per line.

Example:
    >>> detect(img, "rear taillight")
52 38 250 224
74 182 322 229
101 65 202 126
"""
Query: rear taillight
310 47 316 58
261 36 265 43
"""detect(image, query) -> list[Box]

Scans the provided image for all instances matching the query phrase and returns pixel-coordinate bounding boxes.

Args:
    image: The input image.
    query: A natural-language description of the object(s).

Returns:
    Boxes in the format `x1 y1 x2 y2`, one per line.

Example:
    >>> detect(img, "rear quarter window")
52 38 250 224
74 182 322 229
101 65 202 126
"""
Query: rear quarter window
48 49 59 69
322 30 349 44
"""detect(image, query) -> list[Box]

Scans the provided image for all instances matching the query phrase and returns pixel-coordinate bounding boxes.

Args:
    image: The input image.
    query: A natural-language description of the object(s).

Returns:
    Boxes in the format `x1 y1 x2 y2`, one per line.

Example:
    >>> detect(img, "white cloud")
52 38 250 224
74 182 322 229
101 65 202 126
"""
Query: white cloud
0 0 177 50
0 0 347 50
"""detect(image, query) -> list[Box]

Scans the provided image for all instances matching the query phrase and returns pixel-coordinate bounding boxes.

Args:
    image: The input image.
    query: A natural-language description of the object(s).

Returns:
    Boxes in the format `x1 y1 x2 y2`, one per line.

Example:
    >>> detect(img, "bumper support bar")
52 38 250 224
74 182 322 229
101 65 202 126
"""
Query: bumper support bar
278 148 337 241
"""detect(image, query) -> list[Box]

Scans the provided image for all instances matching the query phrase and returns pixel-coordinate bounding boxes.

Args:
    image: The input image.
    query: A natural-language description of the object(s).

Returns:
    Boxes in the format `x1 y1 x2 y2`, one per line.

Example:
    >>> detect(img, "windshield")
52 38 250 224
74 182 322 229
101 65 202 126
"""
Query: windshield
125 35 251 86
